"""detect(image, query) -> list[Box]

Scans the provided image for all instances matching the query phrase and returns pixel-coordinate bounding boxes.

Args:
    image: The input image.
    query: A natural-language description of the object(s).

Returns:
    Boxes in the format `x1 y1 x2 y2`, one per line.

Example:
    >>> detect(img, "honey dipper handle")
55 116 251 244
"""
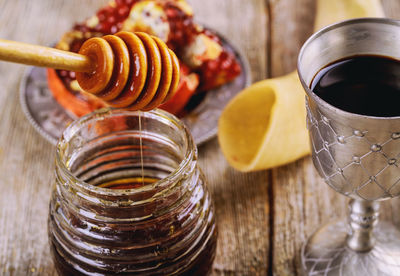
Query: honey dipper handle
0 39 94 72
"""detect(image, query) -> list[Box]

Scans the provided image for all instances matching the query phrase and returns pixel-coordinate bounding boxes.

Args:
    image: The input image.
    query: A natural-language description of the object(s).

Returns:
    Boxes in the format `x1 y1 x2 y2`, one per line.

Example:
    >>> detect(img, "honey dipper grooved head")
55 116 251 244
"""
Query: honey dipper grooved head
75 31 180 111
127 32 162 110
141 35 173 111
96 35 130 101
109 32 147 108
164 49 180 103
76 37 114 94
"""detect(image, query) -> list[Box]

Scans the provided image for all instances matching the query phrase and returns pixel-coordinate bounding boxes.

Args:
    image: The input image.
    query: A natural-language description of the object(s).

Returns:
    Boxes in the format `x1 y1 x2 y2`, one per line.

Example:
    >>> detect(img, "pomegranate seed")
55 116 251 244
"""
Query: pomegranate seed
221 59 232 70
233 63 241 74
95 22 108 32
110 25 118 33
97 12 107 22
107 15 116 24
104 6 114 14
117 6 130 17
166 9 175 17
175 30 183 39
207 60 218 71
60 70 68 77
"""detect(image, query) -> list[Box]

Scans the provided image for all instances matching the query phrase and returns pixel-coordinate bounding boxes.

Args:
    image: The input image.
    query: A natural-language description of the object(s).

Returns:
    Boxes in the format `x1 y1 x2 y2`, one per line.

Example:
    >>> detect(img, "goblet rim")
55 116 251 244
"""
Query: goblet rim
297 17 400 121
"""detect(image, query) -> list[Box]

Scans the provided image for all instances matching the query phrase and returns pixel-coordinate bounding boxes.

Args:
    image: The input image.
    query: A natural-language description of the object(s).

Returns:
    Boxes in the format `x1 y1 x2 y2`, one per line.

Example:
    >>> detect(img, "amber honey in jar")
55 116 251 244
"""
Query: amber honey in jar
48 108 217 275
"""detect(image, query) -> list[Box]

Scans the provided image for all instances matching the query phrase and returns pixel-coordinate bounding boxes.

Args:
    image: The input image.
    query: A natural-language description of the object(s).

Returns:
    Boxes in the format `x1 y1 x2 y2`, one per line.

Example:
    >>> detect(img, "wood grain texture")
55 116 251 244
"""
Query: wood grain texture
380 0 400 229
267 1 343 274
187 1 271 274
0 1 108 275
1 0 400 276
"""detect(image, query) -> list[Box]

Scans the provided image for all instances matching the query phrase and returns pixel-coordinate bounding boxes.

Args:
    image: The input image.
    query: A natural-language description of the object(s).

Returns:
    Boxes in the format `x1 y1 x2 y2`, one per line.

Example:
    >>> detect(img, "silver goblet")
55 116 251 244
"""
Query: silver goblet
298 18 400 275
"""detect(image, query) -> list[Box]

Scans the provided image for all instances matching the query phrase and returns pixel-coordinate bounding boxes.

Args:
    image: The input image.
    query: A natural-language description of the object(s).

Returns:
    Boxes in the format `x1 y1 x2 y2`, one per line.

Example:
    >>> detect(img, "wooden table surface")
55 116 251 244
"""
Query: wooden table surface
1 0 400 275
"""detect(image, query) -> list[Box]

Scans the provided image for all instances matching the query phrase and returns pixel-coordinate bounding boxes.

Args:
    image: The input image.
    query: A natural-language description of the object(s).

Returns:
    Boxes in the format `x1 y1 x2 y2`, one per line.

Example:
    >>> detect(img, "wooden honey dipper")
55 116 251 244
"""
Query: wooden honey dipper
0 31 180 111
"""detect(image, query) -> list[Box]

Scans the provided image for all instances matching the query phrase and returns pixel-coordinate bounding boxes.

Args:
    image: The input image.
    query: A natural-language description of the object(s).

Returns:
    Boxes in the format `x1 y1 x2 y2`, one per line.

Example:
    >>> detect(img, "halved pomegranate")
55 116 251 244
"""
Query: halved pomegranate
48 0 241 117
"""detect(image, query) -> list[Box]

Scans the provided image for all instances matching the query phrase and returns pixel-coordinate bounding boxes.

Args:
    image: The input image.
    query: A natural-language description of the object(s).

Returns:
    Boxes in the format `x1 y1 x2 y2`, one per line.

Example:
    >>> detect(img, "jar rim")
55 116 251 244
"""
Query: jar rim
55 108 196 196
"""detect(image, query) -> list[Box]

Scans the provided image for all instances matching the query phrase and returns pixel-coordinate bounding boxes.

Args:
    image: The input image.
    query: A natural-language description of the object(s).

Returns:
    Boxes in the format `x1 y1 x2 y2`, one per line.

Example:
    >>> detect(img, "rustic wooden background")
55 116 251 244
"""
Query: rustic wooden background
1 0 400 275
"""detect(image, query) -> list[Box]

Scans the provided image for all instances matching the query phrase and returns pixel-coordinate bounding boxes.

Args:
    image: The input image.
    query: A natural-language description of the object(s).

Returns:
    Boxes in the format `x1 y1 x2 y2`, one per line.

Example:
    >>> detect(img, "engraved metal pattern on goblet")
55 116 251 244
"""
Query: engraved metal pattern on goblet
306 98 400 201
298 18 400 276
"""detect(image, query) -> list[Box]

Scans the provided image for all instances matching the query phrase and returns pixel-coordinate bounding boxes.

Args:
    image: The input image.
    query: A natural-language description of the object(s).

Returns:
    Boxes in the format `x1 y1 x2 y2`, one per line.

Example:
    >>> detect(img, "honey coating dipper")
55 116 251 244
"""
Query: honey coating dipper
0 31 180 111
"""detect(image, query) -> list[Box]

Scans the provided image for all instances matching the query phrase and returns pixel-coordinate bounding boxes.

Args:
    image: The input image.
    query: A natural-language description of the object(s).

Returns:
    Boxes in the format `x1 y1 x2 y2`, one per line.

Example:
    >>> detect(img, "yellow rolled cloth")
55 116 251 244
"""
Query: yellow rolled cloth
218 0 384 172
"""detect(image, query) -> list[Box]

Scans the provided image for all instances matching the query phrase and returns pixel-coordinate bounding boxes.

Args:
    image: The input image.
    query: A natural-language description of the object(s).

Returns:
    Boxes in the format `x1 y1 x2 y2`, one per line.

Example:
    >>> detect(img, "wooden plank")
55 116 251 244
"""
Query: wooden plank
268 0 316 77
187 1 271 274
0 1 107 275
268 1 320 273
381 0 400 229
268 0 400 275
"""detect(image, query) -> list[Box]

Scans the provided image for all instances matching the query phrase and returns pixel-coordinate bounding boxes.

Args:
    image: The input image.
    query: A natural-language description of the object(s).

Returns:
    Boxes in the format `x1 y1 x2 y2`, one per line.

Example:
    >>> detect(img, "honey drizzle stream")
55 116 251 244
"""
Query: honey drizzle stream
138 111 145 186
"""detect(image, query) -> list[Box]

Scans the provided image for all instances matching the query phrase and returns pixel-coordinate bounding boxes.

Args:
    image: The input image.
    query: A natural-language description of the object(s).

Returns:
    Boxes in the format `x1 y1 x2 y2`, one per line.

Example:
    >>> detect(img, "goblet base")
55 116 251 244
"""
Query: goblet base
301 220 400 276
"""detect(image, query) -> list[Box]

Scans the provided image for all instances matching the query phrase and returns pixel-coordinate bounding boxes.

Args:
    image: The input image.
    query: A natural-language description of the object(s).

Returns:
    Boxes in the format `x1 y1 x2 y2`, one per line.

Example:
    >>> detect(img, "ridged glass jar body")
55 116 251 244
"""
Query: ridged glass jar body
48 108 217 275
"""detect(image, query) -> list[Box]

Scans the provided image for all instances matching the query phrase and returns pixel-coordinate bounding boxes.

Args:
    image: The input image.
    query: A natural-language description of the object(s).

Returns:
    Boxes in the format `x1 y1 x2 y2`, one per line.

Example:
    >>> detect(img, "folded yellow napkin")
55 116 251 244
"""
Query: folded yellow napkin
218 0 384 172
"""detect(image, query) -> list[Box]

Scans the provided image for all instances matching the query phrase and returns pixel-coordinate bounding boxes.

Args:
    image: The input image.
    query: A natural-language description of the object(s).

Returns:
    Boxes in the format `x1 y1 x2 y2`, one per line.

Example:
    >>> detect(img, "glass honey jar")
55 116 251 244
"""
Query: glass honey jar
48 108 217 275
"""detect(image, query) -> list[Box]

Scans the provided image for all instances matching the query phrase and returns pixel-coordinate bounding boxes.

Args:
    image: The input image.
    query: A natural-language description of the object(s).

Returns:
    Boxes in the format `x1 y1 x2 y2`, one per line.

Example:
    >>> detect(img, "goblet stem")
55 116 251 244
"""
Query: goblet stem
346 199 380 252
